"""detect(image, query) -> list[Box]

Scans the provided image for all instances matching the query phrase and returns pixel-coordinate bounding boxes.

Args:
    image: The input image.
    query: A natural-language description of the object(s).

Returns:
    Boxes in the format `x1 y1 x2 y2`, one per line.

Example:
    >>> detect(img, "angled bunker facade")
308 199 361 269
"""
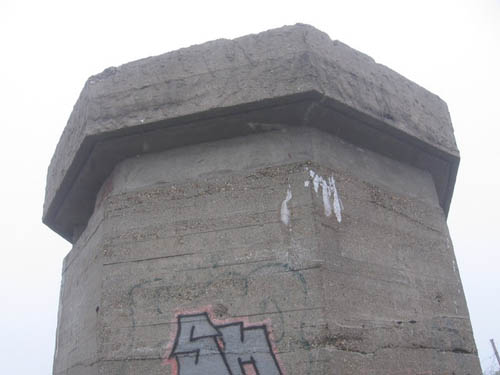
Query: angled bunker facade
45 24 481 374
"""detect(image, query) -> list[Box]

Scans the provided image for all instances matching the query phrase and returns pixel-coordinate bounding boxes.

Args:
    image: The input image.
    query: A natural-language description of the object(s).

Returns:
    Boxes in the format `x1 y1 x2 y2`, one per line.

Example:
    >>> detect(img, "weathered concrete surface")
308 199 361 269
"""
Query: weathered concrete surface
47 25 480 375
51 128 480 374
43 24 459 242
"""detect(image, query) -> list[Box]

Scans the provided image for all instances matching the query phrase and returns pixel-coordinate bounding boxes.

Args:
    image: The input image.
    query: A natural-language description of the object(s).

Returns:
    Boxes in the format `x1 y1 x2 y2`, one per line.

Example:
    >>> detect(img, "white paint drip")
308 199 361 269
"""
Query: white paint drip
321 179 332 217
281 185 293 226
305 170 343 223
311 170 320 193
329 176 343 223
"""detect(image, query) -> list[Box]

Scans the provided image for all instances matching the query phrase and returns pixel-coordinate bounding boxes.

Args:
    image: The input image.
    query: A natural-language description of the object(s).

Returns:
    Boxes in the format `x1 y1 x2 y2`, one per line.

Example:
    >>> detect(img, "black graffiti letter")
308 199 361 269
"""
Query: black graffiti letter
169 313 230 375
218 323 282 375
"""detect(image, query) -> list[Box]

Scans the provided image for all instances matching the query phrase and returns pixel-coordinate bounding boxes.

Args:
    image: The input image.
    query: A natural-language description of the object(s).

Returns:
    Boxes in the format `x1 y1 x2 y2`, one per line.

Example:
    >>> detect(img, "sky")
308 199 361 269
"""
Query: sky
0 0 499 373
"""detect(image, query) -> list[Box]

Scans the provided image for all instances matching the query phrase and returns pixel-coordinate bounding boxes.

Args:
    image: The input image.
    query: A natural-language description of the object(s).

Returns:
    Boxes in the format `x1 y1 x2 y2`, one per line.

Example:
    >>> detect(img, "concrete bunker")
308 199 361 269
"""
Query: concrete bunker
44 24 481 374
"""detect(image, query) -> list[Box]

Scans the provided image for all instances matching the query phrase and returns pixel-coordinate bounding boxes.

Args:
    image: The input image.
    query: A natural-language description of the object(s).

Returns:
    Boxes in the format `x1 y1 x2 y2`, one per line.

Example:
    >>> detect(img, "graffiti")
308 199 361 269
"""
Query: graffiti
305 168 343 222
166 308 284 375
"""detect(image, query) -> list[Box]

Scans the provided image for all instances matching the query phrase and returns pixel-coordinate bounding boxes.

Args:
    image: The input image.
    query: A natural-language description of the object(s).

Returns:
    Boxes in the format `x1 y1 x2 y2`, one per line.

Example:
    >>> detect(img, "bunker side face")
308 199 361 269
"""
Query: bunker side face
44 23 458 243
45 24 481 375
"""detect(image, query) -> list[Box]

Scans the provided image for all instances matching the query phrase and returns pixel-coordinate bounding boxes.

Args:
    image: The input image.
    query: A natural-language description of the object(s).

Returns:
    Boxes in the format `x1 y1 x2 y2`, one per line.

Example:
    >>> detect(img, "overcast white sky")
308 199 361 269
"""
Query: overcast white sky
1 0 498 373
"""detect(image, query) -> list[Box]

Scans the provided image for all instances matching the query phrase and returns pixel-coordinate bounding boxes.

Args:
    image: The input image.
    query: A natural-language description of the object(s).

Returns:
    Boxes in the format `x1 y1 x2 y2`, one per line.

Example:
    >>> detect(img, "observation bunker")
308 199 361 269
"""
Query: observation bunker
44 24 481 374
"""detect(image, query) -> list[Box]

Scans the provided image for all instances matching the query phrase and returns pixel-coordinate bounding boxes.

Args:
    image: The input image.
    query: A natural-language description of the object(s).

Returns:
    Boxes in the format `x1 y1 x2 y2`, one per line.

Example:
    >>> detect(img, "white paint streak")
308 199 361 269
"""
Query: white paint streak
329 176 343 223
281 185 292 225
305 170 343 222
312 173 320 193
321 179 332 217
304 180 310 187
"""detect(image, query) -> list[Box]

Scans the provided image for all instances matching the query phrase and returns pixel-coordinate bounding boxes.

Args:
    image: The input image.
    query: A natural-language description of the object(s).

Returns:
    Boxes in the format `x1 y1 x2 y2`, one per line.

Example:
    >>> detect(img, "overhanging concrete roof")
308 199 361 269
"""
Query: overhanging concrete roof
43 24 459 242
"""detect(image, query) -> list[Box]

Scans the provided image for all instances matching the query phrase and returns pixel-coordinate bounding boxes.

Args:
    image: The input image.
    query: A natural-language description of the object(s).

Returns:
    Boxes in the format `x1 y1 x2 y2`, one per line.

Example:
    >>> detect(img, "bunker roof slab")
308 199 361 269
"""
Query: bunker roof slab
44 24 459 242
